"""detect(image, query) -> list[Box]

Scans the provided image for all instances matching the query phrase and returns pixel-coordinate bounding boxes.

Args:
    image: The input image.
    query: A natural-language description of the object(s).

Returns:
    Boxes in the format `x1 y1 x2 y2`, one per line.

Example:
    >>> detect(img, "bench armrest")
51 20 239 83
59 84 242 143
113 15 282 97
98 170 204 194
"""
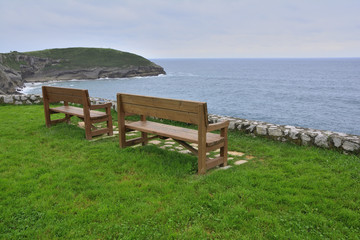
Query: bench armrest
90 103 112 110
207 120 230 132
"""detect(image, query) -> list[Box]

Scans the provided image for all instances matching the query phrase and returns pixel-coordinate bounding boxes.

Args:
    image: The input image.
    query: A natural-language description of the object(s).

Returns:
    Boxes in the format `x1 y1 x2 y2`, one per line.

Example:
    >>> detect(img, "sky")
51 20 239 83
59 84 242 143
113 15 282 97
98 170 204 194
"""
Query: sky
0 0 359 58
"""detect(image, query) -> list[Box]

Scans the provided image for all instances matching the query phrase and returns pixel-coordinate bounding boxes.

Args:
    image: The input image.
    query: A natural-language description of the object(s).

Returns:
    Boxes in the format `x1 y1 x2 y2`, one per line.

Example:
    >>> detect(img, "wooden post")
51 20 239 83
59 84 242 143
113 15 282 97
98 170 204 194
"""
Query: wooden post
107 105 113 136
141 115 148 146
197 104 207 174
83 94 92 140
63 101 71 124
42 87 51 127
117 94 126 148
220 127 228 167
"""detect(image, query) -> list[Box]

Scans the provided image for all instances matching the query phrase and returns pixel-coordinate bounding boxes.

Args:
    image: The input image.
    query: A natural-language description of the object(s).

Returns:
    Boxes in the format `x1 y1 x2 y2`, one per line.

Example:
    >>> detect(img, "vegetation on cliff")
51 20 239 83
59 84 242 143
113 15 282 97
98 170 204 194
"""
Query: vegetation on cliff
24 47 155 70
0 48 166 94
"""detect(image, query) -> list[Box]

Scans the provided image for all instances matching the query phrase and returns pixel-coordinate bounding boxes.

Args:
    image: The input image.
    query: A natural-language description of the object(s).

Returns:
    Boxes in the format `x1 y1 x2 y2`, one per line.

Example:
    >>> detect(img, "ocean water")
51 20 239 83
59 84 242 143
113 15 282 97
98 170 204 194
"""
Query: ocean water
22 58 360 135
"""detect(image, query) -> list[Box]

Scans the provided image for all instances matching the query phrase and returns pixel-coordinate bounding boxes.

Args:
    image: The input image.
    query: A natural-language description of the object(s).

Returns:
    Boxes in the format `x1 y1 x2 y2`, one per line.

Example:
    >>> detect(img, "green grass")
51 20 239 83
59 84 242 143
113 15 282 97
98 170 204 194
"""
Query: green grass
0 104 359 239
23 47 154 70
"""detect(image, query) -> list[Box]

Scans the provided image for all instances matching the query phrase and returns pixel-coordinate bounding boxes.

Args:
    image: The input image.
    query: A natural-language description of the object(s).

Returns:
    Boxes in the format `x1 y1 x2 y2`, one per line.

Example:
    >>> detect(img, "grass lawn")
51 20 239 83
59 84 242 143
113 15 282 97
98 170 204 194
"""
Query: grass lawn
0 104 359 239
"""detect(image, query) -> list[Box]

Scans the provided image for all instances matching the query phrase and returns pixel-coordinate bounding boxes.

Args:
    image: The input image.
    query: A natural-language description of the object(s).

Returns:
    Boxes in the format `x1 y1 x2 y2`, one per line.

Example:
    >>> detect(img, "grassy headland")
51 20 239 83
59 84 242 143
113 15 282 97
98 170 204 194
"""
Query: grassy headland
0 48 165 94
0 104 359 239
24 47 154 70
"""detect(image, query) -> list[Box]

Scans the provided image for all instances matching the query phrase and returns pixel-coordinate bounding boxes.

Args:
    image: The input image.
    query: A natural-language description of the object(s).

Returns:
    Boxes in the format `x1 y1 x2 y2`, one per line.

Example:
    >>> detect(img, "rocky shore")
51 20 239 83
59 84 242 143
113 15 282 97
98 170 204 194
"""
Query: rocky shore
0 51 166 94
1 94 359 155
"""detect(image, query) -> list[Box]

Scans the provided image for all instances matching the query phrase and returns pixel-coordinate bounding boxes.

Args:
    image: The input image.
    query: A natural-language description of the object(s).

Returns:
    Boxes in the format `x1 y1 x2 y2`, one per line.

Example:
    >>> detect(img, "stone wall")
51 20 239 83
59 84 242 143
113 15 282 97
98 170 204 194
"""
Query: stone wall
0 94 43 104
208 114 360 155
1 94 359 155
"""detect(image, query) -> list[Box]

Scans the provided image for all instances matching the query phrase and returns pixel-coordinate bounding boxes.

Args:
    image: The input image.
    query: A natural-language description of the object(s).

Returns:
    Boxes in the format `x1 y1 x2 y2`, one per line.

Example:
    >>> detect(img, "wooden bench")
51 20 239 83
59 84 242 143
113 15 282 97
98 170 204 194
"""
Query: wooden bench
117 93 229 174
42 86 113 140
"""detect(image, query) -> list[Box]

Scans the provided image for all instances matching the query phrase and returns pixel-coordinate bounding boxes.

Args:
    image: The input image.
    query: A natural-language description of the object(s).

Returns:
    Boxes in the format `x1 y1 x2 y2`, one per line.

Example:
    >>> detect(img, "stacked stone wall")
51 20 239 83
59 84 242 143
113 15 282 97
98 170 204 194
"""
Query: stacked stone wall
1 94 359 155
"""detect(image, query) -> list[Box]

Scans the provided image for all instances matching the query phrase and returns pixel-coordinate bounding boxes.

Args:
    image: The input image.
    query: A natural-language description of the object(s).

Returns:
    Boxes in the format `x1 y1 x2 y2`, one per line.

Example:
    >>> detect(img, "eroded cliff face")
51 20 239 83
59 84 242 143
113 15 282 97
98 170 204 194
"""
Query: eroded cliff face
0 64 23 94
0 52 166 94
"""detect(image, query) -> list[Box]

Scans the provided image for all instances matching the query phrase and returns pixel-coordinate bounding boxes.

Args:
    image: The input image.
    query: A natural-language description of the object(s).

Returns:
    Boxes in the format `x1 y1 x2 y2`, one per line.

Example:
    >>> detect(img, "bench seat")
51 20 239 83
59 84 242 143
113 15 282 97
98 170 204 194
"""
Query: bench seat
50 106 108 119
126 121 224 147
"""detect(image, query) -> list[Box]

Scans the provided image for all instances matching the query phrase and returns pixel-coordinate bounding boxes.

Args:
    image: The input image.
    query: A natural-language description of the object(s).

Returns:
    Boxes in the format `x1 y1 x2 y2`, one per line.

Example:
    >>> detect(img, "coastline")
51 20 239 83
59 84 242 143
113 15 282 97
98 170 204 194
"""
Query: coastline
1 94 359 155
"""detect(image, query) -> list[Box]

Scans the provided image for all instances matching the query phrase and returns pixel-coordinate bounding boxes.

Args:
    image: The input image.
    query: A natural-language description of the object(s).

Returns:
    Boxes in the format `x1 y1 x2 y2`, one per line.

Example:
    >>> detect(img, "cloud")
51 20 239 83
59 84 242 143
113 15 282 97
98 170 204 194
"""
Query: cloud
0 0 359 57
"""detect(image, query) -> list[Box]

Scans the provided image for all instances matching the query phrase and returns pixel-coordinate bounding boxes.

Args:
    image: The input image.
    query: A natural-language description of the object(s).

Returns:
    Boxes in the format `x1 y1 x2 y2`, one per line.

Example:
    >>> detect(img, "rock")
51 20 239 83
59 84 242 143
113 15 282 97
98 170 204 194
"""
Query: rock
228 151 245 156
289 130 300 140
228 121 236 130
256 125 267 135
179 150 191 154
314 134 329 148
268 127 282 137
332 137 342 148
342 141 360 152
234 160 248 165
0 65 23 94
301 133 312 145
4 95 13 103
246 125 256 133
219 165 232 170
149 140 161 145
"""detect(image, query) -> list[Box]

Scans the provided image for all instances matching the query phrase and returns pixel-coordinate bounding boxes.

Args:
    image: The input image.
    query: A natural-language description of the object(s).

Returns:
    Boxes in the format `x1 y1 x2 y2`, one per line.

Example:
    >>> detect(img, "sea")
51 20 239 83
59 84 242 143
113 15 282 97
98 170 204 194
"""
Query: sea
21 58 360 135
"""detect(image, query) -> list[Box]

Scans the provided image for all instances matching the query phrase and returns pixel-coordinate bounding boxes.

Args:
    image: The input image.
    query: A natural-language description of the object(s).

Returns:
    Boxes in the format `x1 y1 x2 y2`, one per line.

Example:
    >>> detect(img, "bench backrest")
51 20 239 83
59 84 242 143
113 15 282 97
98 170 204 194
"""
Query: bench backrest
42 86 91 107
117 93 208 126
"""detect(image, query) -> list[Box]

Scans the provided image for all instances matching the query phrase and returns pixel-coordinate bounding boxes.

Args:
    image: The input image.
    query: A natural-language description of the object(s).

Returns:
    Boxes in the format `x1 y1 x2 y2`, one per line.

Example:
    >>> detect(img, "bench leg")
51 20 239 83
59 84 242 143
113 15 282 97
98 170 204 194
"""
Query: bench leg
140 115 148 146
220 127 228 167
107 107 113 136
118 110 126 148
198 129 207 175
45 115 51 128
141 132 148 146
198 146 207 174
84 117 92 140
65 114 71 124
43 100 51 127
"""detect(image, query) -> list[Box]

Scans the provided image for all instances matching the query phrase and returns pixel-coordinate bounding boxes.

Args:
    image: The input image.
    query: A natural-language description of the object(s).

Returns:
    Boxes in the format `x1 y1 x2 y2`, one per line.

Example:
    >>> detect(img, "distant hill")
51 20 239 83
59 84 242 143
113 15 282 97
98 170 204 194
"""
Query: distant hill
0 47 166 94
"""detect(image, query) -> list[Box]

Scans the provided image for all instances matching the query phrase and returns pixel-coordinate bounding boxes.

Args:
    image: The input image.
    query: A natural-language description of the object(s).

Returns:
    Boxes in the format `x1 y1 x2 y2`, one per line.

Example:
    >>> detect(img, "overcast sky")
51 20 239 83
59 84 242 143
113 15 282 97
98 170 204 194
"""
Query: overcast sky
0 0 359 58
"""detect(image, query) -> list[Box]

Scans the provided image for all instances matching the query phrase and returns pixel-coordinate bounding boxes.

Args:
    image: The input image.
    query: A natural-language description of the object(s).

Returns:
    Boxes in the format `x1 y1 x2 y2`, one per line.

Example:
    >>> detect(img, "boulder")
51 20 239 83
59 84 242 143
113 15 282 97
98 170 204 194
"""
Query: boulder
314 134 329 148
256 125 267 135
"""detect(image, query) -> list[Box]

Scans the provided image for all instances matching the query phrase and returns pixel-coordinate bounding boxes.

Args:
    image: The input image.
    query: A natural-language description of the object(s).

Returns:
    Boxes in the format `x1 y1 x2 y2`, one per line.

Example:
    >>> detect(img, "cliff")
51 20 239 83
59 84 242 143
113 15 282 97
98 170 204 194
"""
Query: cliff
0 48 166 94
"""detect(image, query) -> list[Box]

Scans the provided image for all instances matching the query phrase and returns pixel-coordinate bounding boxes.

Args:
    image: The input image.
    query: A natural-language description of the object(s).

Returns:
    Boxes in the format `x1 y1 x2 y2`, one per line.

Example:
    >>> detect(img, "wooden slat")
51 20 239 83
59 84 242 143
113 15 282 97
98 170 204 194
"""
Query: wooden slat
125 121 223 146
206 157 224 170
174 139 198 155
91 128 110 136
91 116 109 123
47 94 84 104
123 103 199 125
50 118 68 125
119 93 202 113
45 86 87 96
50 106 107 119
44 86 88 105
207 120 230 132
125 135 159 146
206 141 225 152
